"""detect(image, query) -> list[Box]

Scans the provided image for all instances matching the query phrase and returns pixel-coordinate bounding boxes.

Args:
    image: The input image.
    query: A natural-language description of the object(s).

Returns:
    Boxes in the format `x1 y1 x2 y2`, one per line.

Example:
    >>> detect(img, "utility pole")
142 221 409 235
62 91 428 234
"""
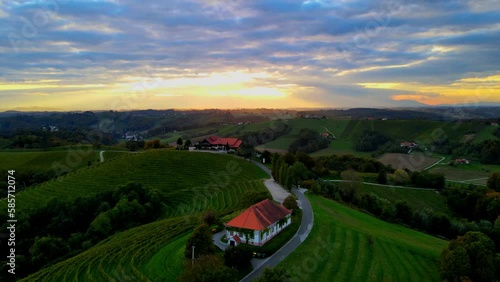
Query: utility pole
191 245 195 266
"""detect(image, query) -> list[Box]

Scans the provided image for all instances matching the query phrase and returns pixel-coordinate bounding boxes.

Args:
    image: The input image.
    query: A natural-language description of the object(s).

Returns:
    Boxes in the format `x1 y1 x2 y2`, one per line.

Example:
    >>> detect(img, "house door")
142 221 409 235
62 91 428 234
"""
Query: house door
230 240 235 247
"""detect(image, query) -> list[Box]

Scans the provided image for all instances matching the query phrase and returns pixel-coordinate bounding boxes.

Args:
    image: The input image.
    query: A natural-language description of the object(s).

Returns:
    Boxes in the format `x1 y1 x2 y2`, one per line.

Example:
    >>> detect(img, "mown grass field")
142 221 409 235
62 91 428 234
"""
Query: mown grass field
279 194 448 282
18 151 270 281
358 184 449 214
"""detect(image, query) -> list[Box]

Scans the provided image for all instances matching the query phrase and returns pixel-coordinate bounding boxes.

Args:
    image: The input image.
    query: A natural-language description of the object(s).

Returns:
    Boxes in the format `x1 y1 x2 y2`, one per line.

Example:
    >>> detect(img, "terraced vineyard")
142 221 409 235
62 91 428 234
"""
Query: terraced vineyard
17 150 269 281
1 150 268 215
21 217 195 281
279 195 448 281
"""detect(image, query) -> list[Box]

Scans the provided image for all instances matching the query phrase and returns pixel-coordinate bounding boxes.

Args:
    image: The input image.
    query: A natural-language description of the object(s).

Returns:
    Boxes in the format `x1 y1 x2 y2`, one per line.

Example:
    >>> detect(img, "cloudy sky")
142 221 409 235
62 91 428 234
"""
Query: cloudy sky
0 0 499 111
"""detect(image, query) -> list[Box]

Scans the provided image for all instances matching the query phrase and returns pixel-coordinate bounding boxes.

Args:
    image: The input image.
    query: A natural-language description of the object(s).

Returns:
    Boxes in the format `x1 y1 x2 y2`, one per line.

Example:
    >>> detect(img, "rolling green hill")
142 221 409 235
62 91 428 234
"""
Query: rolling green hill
16 150 269 281
279 194 448 281
255 119 493 156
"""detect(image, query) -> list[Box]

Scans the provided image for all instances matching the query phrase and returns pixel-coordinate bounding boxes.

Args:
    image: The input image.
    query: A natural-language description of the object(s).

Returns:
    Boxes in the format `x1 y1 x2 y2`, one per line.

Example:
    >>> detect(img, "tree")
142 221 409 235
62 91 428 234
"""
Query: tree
185 224 214 259
282 152 296 165
339 170 362 191
202 208 217 226
238 142 255 160
30 236 70 268
295 152 315 169
88 212 112 238
440 246 471 281
288 161 309 187
224 245 253 270
255 267 291 282
125 140 139 151
283 195 298 211
440 231 496 282
487 172 500 192
261 150 272 164
311 181 322 195
179 255 238 282
393 169 410 185
184 139 192 149
377 170 387 184
239 190 272 209
395 201 412 223
176 137 183 149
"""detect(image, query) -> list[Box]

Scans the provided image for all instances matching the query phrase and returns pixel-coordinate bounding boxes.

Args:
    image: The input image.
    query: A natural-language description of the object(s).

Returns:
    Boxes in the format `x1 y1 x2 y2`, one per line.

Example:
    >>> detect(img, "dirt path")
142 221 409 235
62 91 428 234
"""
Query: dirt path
324 179 438 191
99 150 105 162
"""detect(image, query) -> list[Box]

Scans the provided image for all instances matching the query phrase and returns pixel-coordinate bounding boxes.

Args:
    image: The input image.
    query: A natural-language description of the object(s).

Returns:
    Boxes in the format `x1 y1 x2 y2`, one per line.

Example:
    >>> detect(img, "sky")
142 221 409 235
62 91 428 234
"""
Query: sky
0 0 499 111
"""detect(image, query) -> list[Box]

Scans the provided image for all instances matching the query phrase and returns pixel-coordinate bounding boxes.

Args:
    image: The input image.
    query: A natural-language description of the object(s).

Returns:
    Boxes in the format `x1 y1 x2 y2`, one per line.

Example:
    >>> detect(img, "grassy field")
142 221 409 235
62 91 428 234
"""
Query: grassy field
378 153 440 171
358 184 449 214
429 164 499 186
18 151 270 281
279 194 448 282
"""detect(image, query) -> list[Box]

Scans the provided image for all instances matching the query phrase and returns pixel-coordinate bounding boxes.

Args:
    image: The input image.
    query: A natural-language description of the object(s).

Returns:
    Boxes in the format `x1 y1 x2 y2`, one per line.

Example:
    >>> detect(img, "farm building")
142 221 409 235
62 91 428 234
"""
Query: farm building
400 141 418 148
198 136 242 150
455 158 470 164
225 199 292 247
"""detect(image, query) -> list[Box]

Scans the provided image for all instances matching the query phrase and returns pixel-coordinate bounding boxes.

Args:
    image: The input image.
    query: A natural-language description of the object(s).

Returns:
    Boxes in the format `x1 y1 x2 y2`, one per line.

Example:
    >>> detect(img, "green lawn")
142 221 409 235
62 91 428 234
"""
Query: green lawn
279 194 448 282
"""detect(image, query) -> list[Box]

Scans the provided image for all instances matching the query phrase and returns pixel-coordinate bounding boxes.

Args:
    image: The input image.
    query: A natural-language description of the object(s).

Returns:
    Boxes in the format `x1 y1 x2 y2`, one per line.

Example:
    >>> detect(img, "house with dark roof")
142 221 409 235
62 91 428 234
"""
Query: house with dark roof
225 199 292 247
198 136 243 150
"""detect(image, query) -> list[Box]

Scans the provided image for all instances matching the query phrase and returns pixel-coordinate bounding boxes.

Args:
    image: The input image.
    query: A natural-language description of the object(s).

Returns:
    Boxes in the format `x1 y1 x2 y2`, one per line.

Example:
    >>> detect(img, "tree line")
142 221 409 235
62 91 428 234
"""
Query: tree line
288 128 330 154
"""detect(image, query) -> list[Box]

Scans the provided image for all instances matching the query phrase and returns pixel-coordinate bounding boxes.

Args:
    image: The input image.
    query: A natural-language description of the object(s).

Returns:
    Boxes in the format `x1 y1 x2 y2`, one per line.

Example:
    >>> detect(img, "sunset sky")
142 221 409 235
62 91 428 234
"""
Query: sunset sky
0 0 499 111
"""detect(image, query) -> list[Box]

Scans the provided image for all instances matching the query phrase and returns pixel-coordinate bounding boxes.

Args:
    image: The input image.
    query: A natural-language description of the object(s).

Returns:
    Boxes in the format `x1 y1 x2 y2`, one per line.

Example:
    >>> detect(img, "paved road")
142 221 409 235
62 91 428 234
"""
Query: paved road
213 231 227 251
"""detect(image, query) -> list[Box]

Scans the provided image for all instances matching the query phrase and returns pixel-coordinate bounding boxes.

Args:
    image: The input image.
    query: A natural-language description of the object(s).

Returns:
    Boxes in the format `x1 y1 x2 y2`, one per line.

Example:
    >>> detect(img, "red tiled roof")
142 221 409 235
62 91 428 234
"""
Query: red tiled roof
205 136 242 148
226 199 292 231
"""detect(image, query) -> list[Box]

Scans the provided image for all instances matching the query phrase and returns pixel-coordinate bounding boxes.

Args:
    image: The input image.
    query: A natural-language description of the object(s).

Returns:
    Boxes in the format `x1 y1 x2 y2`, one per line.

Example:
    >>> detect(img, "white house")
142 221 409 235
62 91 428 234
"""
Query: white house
225 199 292 247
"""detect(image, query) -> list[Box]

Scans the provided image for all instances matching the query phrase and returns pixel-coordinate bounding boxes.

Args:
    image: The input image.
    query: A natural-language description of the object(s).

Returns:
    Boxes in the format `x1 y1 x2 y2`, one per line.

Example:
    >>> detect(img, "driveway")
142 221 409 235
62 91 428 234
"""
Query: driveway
213 231 228 251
